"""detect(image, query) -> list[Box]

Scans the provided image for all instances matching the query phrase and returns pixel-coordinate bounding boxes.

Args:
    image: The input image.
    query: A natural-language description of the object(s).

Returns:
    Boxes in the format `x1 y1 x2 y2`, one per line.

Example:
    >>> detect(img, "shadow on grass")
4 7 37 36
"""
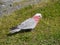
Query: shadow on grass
7 29 32 36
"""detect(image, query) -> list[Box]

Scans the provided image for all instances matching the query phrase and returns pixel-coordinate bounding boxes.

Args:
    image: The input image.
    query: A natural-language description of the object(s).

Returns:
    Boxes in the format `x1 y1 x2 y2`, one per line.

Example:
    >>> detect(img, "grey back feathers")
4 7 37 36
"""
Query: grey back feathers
10 18 37 33
17 18 37 29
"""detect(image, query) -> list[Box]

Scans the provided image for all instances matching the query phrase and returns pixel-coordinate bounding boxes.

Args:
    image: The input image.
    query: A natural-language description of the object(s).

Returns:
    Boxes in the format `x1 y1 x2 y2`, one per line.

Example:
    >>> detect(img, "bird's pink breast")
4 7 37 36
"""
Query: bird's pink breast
33 16 40 23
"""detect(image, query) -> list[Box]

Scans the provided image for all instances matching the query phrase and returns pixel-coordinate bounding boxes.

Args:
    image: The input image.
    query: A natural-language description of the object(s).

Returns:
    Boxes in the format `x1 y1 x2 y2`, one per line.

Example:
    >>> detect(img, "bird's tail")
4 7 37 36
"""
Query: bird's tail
10 28 21 33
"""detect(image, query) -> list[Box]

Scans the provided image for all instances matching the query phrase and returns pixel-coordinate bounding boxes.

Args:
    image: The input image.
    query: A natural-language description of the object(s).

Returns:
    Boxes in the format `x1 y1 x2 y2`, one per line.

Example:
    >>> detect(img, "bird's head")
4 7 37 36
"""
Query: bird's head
34 13 42 18
33 13 42 22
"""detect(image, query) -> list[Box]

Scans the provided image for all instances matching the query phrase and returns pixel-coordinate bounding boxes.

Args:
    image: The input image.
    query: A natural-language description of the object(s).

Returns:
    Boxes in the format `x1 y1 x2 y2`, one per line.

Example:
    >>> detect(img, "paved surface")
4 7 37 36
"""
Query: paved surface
0 0 42 16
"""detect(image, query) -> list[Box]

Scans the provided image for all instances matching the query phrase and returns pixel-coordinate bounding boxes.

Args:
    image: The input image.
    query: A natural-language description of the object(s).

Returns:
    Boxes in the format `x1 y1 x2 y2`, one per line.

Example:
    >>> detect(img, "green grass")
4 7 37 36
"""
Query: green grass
0 0 60 45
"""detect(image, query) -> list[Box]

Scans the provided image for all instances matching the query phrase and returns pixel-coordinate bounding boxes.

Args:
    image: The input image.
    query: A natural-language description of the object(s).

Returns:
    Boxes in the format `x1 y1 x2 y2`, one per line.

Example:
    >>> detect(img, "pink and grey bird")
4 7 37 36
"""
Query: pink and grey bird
10 13 42 33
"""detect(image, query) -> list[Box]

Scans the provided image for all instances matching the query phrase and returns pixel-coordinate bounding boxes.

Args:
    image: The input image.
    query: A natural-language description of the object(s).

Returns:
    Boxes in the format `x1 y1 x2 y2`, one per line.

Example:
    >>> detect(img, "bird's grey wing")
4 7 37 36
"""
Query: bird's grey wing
17 18 37 29
10 18 35 33
17 18 32 28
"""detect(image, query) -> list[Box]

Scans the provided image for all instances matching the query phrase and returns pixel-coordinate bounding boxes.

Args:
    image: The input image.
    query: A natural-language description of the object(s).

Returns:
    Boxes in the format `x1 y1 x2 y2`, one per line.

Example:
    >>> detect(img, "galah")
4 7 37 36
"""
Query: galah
10 13 42 33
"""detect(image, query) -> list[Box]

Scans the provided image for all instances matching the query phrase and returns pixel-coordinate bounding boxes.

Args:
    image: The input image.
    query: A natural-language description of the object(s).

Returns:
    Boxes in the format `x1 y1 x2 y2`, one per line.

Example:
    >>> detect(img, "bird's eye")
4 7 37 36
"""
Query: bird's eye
39 16 40 17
